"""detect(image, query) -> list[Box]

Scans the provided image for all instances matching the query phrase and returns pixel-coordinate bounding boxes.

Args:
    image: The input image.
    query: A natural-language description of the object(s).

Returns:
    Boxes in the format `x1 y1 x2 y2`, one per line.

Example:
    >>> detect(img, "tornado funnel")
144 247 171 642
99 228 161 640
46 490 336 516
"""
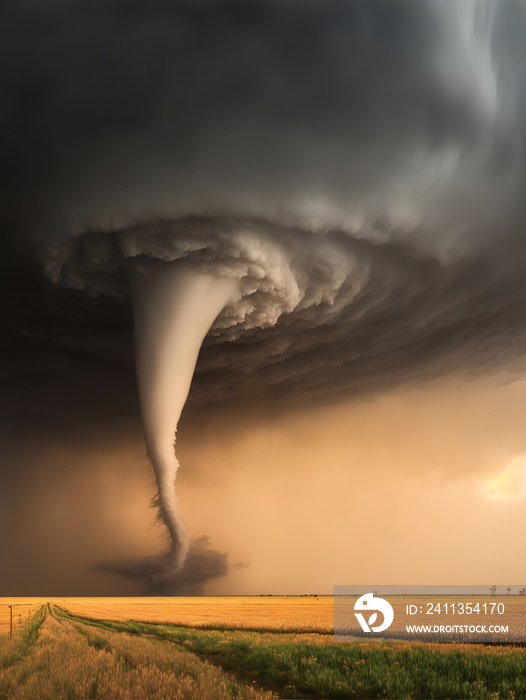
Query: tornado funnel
131 260 238 574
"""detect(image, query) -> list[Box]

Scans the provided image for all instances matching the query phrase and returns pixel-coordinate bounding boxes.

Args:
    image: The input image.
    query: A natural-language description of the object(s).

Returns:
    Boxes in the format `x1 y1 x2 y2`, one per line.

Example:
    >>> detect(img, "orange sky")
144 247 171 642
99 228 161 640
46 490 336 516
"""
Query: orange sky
4 371 526 595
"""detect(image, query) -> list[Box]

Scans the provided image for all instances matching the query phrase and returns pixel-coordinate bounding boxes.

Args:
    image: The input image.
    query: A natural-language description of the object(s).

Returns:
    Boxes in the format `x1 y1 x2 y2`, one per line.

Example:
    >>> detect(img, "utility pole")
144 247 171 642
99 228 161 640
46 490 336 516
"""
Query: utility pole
8 605 12 640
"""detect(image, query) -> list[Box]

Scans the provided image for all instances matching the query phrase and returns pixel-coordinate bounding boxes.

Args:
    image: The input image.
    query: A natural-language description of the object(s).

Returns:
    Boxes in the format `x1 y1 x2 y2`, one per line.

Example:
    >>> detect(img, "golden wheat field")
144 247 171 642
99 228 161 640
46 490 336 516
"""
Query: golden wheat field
0 596 334 636
3 595 526 639
3 598 526 698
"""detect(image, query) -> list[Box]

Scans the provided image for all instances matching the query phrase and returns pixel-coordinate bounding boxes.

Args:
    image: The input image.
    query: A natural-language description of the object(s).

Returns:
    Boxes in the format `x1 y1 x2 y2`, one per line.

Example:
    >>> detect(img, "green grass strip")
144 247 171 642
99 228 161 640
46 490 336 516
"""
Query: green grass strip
0 605 47 670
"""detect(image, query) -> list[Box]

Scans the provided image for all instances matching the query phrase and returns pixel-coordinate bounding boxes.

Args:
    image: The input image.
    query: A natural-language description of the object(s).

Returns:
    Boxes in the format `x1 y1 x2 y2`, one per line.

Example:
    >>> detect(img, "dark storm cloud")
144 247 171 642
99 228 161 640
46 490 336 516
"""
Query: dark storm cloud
1 0 451 226
3 0 526 596
2 0 526 410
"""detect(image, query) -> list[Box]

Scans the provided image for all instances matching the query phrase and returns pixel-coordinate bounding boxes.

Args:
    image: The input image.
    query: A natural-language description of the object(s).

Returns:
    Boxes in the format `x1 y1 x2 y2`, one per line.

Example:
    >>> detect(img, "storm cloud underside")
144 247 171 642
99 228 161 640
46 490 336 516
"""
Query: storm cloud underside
6 0 524 403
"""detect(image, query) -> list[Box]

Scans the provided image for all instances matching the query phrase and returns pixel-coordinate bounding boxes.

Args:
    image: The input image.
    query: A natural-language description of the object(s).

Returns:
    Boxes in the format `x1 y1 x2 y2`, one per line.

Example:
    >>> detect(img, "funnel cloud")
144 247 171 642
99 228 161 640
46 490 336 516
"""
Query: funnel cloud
131 260 238 573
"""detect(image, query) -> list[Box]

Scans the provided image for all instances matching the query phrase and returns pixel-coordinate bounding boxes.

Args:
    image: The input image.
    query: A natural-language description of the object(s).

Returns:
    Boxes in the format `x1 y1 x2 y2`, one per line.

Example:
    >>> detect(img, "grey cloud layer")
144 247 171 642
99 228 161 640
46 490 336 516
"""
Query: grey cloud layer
6 1 522 236
4 0 526 406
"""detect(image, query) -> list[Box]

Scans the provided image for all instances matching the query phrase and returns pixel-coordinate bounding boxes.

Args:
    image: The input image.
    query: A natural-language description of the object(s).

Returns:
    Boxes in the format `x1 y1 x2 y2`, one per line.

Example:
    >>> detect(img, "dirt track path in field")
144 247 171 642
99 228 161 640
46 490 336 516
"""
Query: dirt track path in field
0 605 276 700
54 607 303 700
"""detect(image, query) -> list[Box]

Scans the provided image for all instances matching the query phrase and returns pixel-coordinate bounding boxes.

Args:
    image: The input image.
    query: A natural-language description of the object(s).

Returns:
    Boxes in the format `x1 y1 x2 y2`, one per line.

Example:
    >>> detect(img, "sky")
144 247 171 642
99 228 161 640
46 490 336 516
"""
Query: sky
2 0 526 595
